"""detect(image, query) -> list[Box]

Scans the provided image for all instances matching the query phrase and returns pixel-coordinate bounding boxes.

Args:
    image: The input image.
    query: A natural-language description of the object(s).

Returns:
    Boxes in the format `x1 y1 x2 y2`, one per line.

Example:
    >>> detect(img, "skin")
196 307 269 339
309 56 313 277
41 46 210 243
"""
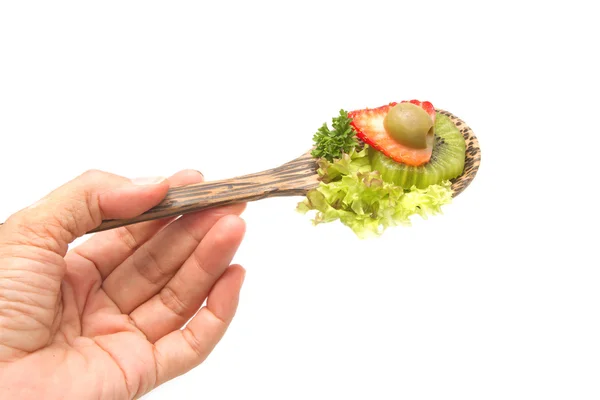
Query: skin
0 169 247 399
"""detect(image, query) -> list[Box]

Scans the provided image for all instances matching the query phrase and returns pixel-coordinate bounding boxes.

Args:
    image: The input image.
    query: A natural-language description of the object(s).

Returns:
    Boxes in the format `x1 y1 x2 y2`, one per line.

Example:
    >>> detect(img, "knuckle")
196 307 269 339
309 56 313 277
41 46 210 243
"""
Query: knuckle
132 246 168 285
159 286 187 317
42 195 93 244
80 169 106 181
192 253 217 279
182 328 207 360
114 226 139 252
56 200 86 237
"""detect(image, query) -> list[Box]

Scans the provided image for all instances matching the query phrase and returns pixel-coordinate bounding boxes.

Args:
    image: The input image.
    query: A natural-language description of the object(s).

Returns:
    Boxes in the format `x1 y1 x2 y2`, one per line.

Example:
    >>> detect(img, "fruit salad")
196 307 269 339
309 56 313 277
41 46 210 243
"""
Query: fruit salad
297 100 466 238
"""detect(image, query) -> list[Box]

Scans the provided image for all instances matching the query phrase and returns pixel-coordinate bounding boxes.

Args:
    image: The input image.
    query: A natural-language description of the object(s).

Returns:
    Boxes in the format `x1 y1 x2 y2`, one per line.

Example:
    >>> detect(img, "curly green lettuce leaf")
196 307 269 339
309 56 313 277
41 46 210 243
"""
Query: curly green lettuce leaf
316 145 371 182
298 145 453 238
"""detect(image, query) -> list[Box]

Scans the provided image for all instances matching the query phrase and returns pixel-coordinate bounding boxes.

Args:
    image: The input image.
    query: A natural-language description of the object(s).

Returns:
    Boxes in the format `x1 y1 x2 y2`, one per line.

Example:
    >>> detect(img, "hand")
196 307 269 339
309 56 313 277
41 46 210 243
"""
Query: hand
0 169 247 399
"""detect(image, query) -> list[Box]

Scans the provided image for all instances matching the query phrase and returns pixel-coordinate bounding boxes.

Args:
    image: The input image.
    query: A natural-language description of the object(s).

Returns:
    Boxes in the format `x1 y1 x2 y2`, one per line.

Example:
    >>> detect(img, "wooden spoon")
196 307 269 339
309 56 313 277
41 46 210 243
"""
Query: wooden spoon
2 109 481 234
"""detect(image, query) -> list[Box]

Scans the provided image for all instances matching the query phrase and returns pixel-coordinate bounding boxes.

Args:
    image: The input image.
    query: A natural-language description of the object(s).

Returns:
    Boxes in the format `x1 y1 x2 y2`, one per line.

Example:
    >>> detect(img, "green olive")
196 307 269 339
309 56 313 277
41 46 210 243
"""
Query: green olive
383 102 434 149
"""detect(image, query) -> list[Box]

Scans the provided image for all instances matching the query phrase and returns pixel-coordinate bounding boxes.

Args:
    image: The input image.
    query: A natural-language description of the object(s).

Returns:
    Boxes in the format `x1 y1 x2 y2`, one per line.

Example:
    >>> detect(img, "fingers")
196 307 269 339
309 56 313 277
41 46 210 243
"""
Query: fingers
0 170 170 256
102 203 246 313
129 215 245 343
66 169 205 279
153 264 245 386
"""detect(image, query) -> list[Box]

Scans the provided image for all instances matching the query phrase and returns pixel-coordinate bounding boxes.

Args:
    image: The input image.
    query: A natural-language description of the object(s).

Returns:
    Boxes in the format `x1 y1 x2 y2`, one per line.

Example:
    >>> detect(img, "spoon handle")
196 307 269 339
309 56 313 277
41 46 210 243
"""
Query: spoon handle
88 152 319 233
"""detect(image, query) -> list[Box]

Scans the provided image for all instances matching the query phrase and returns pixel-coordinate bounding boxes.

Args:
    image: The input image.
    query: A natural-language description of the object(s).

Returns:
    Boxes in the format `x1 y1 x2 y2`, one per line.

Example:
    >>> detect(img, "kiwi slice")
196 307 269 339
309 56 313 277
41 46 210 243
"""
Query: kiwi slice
370 113 466 189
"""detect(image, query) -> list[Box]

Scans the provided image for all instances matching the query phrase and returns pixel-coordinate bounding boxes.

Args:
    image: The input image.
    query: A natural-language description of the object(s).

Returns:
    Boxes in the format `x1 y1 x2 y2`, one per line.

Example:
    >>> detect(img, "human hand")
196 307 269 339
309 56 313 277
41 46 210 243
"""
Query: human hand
0 169 247 399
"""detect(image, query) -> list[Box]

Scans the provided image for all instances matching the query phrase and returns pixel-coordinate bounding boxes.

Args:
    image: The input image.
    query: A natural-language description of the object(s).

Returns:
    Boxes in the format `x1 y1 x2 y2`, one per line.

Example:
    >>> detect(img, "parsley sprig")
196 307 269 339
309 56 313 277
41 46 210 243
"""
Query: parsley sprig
311 109 358 162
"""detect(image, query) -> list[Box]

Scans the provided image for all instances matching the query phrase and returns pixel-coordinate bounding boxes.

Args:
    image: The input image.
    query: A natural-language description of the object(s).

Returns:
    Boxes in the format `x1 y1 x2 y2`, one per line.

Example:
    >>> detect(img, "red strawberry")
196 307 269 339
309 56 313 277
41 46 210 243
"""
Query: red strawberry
404 99 436 124
349 100 436 167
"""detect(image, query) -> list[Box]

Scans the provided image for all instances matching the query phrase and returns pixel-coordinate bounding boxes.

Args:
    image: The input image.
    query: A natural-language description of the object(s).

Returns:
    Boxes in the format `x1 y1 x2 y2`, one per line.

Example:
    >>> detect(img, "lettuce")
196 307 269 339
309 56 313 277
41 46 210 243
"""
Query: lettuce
297 145 453 238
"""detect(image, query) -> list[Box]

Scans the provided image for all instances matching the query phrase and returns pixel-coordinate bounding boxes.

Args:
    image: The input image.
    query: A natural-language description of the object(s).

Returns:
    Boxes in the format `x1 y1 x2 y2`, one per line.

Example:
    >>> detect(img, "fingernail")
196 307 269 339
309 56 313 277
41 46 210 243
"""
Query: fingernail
187 169 204 178
131 176 166 186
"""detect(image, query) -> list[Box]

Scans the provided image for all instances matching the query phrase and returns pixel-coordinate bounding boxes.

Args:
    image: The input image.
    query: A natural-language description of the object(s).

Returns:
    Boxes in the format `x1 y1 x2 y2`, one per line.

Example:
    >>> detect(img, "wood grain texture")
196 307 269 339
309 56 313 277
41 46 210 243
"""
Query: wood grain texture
441 109 481 196
0 109 481 234
88 151 321 233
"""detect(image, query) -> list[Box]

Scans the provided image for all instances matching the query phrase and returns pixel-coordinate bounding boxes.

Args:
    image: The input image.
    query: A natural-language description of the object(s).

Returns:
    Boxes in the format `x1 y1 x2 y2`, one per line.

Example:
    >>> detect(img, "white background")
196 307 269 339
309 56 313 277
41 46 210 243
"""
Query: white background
1 1 599 399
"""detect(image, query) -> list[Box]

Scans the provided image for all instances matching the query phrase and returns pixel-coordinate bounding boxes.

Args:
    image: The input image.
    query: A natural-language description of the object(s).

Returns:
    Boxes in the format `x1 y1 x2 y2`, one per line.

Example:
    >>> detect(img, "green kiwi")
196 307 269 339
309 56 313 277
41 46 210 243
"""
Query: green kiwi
370 113 466 189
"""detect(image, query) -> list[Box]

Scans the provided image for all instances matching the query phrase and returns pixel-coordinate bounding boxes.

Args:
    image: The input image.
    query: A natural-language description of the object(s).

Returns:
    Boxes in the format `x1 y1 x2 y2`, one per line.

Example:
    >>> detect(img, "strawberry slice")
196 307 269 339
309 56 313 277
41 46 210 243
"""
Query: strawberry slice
404 99 436 124
349 100 436 167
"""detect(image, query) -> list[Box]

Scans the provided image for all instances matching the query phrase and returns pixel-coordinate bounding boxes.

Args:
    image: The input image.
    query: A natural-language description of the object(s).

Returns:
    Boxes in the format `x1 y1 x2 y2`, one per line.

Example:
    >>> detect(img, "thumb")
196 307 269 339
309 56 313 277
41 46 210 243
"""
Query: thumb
0 169 169 256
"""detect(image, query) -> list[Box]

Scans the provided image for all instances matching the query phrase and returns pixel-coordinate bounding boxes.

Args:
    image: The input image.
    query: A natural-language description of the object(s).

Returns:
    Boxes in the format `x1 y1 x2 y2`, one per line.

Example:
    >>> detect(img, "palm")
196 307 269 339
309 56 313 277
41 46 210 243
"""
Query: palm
8 258 158 399
0 170 246 400
47 254 161 400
